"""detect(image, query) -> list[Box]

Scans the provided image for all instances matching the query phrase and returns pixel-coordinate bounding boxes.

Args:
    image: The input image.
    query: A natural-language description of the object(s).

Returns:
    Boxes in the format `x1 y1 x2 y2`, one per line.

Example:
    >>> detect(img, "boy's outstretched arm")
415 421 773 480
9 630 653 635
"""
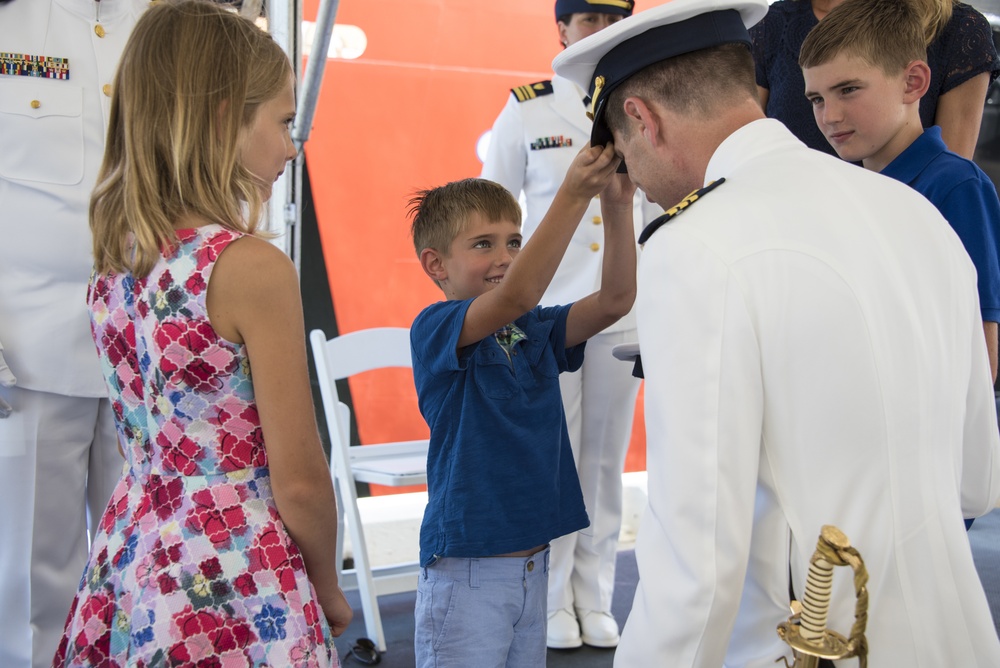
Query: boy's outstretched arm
565 172 639 348
457 143 620 348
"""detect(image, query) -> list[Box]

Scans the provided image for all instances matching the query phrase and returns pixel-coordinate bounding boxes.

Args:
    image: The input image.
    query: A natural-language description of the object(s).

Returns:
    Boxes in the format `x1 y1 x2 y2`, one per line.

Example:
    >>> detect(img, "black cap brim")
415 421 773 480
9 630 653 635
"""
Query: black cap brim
584 10 752 148
554 0 768 155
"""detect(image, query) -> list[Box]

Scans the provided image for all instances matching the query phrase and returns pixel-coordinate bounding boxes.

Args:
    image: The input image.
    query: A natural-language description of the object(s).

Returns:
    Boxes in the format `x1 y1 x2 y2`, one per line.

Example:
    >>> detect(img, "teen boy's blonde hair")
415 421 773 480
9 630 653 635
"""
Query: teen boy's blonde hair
409 178 522 257
91 0 292 277
799 0 927 74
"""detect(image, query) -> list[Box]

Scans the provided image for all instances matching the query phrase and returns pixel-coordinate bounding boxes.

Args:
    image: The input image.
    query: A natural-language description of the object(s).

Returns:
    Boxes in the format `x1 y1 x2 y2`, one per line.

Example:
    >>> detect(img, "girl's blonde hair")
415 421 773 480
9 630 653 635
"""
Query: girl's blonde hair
913 0 956 44
91 0 292 276
796 0 956 44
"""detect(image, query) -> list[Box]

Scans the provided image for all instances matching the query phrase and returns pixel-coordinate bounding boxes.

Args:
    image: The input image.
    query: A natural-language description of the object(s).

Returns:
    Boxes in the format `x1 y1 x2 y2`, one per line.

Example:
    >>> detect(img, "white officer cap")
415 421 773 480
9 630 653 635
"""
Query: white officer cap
553 0 769 146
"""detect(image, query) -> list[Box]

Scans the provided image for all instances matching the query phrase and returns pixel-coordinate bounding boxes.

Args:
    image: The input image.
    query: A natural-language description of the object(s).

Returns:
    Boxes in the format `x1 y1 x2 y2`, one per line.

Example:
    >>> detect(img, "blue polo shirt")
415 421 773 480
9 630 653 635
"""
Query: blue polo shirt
411 299 589 566
881 126 1000 323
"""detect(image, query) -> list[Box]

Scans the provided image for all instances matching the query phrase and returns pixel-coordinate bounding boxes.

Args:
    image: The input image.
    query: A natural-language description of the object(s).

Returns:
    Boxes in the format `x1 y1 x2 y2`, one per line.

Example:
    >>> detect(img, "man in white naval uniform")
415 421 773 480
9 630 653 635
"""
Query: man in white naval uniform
482 0 662 650
0 1 145 666
554 0 1000 666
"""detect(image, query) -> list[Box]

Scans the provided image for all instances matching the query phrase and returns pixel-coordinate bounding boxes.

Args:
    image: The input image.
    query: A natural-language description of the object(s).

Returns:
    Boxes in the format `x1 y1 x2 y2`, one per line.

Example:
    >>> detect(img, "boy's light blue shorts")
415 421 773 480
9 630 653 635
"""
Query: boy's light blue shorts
414 547 550 668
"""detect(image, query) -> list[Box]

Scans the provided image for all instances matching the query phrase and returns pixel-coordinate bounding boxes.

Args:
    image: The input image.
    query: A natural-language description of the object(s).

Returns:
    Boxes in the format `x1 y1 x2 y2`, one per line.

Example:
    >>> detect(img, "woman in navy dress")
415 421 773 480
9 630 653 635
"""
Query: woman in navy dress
752 0 999 158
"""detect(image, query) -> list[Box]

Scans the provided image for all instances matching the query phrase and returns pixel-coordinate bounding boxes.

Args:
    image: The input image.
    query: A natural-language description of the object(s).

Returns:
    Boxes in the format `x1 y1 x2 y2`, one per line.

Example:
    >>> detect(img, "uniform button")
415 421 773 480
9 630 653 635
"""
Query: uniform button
30 99 41 109
594 194 601 200
102 84 112 97
526 560 534 572
590 243 600 252
592 216 602 225
95 24 106 38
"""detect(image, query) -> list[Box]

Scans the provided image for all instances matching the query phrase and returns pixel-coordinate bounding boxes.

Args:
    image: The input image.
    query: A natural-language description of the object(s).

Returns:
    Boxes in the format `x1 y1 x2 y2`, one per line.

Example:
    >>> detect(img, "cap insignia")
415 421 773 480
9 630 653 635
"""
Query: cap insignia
586 75 605 121
587 0 635 10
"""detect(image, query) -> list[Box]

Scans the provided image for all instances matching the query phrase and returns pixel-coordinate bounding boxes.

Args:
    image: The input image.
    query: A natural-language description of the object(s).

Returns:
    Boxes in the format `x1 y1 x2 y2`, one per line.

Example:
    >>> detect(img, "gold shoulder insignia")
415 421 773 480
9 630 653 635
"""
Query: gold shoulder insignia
638 178 726 245
511 80 554 103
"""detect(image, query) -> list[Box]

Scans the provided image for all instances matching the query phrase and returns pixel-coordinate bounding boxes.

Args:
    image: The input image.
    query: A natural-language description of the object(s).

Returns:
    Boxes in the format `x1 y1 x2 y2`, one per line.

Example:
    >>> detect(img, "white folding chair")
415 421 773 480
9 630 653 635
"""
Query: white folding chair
309 327 428 653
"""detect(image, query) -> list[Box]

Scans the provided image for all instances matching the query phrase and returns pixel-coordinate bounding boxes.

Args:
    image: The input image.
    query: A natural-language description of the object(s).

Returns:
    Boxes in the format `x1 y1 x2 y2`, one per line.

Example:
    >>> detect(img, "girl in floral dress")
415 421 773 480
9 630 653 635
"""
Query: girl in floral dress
53 1 352 665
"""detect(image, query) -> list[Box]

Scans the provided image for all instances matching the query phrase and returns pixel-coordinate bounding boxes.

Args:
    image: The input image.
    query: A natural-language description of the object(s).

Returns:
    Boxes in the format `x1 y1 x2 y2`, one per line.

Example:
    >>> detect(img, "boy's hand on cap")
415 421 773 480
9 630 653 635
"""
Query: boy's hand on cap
601 171 637 213
562 142 620 200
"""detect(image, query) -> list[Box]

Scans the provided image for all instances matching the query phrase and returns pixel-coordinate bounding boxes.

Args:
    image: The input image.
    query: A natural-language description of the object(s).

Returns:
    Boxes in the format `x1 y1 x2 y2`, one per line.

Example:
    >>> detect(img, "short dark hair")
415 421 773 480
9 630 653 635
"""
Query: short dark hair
604 42 757 136
409 179 522 257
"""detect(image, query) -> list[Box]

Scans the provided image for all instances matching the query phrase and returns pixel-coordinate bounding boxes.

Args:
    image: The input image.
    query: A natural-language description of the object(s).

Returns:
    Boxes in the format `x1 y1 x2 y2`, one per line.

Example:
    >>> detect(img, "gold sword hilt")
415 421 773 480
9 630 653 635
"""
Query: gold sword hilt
776 526 869 668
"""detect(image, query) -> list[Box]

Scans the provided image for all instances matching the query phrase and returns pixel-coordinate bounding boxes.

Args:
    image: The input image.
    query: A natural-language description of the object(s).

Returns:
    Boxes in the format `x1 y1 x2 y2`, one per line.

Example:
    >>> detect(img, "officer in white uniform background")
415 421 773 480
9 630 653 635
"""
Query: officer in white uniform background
481 0 662 650
0 2 145 666
555 0 1000 665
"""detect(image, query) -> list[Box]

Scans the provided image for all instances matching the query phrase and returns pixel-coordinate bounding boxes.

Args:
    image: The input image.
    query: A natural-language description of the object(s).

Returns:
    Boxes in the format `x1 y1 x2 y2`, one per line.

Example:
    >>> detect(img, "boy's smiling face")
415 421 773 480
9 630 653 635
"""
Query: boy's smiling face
436 212 522 302
803 52 924 172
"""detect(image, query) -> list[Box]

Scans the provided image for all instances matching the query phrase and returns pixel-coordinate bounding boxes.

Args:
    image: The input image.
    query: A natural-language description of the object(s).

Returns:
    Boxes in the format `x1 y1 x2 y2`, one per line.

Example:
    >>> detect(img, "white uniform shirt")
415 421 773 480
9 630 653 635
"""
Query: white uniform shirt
482 74 660 332
618 119 1000 667
0 0 145 395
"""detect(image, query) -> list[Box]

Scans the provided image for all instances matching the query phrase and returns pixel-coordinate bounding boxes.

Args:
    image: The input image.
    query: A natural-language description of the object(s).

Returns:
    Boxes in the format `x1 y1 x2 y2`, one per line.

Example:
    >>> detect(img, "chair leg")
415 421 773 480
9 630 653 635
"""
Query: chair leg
345 483 388 652
333 403 388 653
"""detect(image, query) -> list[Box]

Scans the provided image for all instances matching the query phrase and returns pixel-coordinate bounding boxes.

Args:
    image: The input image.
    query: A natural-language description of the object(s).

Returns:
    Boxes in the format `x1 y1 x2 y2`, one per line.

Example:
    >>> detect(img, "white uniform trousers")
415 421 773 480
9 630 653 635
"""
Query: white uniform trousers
0 386 123 668
548 329 641 613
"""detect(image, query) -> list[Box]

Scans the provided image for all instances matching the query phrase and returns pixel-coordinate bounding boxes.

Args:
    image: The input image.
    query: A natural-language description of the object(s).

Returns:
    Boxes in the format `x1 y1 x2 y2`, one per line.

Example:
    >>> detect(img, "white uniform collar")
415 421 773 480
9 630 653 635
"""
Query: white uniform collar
551 75 593 135
53 0 134 22
554 74 587 100
705 118 805 186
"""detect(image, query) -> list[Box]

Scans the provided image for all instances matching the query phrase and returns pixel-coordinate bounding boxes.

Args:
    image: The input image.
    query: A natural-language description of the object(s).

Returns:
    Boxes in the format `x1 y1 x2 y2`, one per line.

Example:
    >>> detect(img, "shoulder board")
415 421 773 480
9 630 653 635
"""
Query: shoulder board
638 178 726 245
511 80 554 103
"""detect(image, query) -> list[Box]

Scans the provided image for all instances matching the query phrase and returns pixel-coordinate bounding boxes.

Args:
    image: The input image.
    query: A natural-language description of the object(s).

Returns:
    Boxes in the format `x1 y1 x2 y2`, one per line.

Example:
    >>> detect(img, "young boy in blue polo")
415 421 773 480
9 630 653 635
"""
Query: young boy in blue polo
800 0 1000 388
408 142 636 668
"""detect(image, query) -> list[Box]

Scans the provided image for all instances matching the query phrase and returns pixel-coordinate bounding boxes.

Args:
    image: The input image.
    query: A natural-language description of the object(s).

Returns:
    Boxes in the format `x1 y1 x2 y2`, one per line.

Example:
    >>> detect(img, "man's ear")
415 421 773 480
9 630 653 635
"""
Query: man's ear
622 96 661 147
902 60 931 103
420 247 447 283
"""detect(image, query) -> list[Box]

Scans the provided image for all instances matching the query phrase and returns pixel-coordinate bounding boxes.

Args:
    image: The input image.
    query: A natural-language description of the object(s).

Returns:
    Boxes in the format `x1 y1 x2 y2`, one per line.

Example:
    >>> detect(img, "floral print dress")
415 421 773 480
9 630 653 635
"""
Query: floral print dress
54 225 339 667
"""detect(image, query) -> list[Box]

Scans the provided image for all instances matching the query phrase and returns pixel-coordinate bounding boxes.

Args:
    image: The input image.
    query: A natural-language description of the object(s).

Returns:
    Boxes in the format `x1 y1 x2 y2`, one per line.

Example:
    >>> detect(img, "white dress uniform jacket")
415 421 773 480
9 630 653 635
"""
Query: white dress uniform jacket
617 119 1000 667
482 74 660 331
0 0 143 395
0 3 144 667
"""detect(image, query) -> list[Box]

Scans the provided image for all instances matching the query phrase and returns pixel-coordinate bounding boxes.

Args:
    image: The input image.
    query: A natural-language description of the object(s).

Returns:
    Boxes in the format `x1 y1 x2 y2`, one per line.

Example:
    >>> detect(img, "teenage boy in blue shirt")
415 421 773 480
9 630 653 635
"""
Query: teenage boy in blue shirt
408 142 635 668
801 0 1000 385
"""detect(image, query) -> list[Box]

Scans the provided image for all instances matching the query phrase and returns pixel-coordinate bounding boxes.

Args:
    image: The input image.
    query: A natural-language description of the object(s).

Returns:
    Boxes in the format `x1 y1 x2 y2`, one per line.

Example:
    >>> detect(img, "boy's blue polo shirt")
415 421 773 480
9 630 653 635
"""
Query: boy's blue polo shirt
881 126 1000 322
411 298 590 567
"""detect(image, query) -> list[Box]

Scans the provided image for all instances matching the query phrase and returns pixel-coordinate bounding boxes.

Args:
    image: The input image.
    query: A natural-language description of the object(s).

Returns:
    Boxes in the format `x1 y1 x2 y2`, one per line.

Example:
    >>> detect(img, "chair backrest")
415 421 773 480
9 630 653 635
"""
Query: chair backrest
313 327 413 382
309 327 426 651
309 327 415 451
